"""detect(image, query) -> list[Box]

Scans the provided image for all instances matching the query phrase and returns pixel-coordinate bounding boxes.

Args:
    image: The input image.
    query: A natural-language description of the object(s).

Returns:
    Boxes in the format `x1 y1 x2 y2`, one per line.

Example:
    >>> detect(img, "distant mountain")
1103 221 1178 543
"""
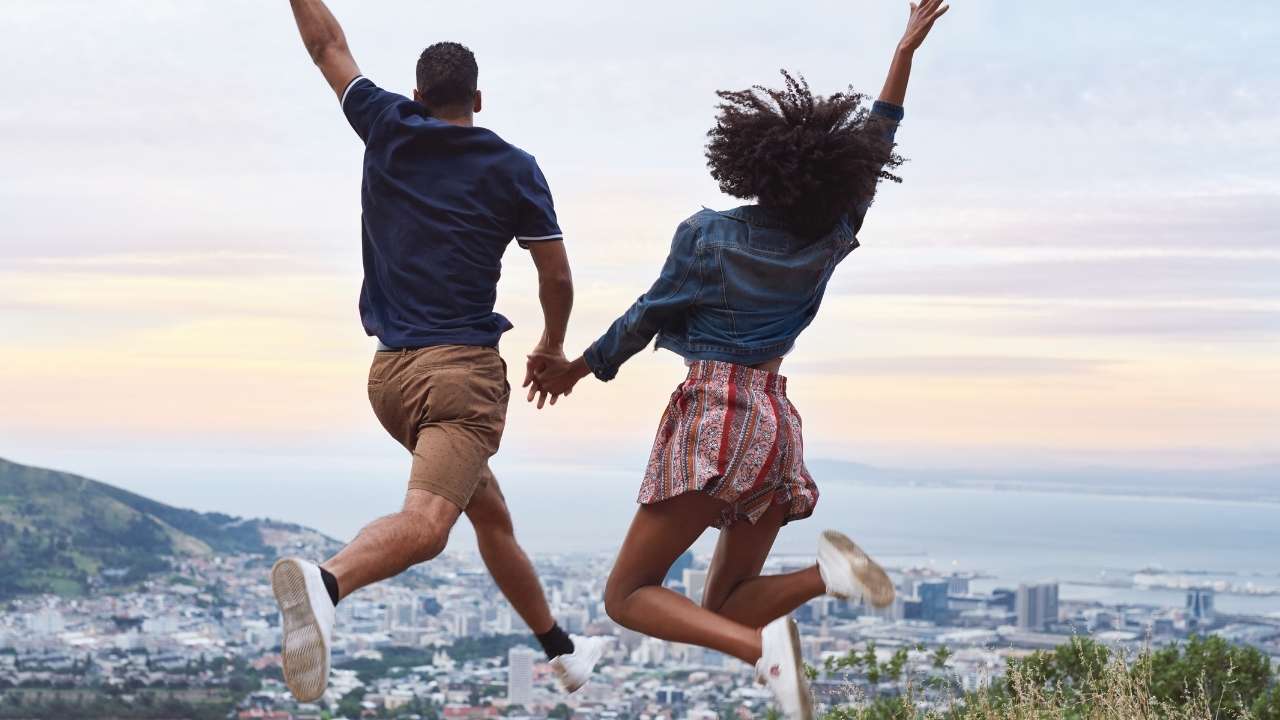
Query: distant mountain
0 457 335 599
808 459 1280 504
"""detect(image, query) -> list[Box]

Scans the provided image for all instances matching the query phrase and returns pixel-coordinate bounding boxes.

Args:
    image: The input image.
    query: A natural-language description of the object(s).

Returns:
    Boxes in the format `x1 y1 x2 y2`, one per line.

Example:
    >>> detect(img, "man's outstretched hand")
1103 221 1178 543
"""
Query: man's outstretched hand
901 0 950 52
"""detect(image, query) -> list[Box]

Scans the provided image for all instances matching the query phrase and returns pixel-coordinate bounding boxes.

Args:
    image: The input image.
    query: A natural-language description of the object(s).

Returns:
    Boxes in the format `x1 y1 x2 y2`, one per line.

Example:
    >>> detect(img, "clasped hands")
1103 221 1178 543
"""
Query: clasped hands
521 343 589 409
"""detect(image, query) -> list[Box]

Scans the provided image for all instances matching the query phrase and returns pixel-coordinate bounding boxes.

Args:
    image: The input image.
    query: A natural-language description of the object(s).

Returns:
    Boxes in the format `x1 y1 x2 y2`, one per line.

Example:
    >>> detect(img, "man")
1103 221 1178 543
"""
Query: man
273 0 602 703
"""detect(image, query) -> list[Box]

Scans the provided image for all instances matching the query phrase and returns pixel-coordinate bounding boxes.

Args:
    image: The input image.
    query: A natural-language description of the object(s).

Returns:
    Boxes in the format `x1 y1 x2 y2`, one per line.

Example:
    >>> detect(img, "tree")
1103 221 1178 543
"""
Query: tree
548 702 572 719
864 641 881 685
1143 635 1272 719
1253 686 1280 720
931 645 953 670
337 687 366 719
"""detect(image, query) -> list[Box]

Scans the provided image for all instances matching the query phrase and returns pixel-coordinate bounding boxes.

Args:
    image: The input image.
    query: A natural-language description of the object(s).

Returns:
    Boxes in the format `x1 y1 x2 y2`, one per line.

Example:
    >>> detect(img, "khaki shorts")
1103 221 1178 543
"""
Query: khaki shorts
367 345 510 510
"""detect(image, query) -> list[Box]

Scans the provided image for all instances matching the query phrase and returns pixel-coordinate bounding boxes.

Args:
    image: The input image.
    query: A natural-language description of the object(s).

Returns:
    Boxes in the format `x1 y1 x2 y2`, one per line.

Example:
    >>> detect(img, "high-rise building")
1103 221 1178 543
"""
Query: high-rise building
452 610 481 638
388 599 416 629
1186 588 1215 627
1016 583 1060 630
683 568 708 605
561 607 589 634
507 645 539 706
918 579 951 624
665 550 695 584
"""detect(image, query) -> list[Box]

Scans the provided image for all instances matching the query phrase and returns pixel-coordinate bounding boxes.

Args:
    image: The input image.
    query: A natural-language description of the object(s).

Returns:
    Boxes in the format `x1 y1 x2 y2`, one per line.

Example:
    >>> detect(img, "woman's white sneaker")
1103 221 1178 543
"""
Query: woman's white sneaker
550 635 606 693
756 617 814 720
817 530 895 608
271 558 335 703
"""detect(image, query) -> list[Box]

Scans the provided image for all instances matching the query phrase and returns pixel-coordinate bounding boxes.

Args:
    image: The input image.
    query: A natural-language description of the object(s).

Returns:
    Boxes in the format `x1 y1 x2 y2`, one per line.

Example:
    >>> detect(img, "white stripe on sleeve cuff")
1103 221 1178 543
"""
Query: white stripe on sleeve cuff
516 234 564 242
340 75 367 107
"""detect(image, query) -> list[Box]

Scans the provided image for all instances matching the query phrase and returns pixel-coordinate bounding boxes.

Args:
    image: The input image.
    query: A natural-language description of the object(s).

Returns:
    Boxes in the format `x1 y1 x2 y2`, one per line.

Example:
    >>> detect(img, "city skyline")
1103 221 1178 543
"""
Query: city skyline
2 0 1278 538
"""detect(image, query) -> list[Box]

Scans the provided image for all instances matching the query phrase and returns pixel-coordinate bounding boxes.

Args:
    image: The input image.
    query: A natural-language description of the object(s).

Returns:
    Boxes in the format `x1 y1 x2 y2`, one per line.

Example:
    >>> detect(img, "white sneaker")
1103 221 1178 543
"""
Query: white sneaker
755 617 813 720
271 558 336 703
817 530 895 608
549 634 605 693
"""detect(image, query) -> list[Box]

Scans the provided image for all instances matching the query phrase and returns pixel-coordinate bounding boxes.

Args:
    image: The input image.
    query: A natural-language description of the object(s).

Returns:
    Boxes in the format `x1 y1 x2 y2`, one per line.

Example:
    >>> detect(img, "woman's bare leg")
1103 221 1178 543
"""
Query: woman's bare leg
701 502 827 628
603 493 764 664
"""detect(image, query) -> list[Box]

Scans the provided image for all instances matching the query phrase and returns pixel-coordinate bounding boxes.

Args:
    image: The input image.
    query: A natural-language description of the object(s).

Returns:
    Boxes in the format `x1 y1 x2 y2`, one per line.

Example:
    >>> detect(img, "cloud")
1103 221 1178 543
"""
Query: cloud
785 355 1119 378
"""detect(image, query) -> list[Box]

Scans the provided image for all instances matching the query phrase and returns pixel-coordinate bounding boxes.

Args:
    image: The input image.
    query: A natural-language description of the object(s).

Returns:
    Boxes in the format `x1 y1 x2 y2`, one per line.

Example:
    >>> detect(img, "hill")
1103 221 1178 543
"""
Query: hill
0 457 334 599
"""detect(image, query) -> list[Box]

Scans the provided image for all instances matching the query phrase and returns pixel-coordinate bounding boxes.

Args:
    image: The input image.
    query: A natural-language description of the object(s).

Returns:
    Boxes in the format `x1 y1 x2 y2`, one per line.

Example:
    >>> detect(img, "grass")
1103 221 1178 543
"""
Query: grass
820 636 1278 720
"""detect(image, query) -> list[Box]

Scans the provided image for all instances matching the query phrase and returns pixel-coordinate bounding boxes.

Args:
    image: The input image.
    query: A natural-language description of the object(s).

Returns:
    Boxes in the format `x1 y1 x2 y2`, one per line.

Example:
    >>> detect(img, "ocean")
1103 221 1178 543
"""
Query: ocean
488 464 1280 615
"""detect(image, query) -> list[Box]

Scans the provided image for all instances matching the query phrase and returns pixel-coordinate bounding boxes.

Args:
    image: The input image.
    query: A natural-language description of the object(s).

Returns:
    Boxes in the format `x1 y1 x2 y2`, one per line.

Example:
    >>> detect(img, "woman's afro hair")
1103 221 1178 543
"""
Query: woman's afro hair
705 71 904 237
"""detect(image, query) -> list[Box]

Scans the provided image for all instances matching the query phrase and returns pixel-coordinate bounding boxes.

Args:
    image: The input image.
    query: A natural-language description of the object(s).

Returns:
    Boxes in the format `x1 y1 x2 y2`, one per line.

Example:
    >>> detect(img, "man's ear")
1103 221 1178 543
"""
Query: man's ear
413 88 423 105
473 90 483 114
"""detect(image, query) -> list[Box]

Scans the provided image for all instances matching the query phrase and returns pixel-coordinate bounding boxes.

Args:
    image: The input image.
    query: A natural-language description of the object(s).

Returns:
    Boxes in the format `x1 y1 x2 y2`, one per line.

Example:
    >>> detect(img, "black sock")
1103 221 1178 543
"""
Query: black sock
319 567 340 607
535 623 575 660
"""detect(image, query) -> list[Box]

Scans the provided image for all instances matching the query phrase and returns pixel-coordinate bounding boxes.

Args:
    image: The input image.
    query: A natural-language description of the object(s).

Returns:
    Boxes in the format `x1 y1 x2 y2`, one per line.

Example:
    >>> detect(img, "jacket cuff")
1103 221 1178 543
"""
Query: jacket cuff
583 343 618 382
870 101 905 122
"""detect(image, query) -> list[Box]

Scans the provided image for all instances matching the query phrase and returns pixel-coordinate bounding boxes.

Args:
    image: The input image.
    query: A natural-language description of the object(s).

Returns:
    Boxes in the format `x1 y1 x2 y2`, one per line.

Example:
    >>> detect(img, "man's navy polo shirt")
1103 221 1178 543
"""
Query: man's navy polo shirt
341 76 563 349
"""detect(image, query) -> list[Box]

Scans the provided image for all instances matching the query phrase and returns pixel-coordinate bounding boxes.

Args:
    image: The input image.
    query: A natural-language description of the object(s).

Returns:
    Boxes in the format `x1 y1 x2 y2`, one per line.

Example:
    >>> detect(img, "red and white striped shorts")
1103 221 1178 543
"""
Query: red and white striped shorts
640 360 819 528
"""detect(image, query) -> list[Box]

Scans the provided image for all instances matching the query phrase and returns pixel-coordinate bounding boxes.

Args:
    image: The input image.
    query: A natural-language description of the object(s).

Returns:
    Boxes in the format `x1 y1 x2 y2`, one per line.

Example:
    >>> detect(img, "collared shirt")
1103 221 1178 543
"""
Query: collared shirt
341 76 563 349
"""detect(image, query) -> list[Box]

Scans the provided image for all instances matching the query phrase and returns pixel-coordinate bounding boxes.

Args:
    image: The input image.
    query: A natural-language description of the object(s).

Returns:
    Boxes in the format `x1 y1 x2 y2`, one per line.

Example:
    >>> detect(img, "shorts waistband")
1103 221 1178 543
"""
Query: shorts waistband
685 359 787 394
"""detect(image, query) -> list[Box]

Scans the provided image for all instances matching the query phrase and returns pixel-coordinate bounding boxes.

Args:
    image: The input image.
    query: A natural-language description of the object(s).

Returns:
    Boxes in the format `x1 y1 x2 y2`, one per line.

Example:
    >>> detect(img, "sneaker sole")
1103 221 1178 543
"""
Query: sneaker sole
271 559 329 702
786 618 814 720
550 657 580 694
822 530 896 609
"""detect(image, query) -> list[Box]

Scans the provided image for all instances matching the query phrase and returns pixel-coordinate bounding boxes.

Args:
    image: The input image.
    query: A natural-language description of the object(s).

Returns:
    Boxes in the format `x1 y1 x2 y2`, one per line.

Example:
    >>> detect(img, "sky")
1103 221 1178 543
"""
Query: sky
1 1 1278 542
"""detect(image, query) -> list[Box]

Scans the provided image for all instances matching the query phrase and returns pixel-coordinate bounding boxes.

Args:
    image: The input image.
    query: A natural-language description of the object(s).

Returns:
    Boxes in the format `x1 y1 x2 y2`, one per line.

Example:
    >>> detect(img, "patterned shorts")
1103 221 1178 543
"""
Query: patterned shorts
639 360 819 528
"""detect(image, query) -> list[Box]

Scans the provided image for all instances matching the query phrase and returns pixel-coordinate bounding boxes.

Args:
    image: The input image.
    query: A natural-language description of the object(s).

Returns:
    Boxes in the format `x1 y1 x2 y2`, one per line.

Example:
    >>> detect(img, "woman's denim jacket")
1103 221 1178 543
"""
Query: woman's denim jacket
583 101 904 381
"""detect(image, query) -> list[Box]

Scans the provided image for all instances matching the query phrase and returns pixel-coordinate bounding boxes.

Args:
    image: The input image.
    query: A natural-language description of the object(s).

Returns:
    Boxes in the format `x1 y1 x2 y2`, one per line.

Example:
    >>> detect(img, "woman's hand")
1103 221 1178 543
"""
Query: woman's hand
528 355 591 408
900 0 950 53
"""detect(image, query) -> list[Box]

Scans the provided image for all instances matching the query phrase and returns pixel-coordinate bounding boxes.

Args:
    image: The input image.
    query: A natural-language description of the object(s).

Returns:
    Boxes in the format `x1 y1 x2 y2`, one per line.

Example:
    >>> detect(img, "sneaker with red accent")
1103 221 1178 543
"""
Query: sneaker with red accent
755 617 813 720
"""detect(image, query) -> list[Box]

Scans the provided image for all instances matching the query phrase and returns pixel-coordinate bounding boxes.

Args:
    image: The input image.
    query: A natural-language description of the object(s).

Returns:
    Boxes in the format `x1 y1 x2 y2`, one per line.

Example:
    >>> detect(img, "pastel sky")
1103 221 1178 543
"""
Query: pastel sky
2 1 1277 540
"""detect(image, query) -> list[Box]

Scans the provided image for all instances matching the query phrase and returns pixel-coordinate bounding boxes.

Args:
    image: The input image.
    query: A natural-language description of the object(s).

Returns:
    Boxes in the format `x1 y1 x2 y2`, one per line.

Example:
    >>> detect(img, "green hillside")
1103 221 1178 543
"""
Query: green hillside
0 457 316 599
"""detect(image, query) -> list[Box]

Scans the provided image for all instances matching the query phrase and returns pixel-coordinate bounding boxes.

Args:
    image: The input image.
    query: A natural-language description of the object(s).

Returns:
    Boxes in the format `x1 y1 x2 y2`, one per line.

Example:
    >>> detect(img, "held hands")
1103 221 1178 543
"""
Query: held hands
901 0 950 53
523 343 568 409
522 346 589 410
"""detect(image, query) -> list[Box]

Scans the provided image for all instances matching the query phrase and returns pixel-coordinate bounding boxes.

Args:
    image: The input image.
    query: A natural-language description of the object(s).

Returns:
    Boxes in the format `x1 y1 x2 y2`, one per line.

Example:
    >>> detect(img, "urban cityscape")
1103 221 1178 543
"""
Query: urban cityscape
4 528 1278 720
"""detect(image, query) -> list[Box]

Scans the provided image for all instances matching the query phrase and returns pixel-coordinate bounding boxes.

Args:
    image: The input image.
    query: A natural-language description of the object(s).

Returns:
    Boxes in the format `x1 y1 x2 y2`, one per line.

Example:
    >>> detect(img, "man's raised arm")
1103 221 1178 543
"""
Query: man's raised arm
289 0 361 99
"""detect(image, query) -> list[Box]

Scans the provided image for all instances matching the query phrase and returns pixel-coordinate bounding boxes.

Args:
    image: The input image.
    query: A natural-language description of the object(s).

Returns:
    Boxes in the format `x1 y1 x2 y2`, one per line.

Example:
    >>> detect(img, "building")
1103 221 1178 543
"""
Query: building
683 569 708 605
1015 583 1059 631
665 550 695 584
388 599 417 629
1186 588 1215 628
452 610 481 638
918 579 951 624
656 686 686 705
507 645 539 707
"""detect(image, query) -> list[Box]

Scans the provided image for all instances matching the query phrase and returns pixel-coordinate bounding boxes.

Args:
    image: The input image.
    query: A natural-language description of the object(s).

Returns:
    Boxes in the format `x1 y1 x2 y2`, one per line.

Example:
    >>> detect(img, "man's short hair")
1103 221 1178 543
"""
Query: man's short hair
416 42 478 112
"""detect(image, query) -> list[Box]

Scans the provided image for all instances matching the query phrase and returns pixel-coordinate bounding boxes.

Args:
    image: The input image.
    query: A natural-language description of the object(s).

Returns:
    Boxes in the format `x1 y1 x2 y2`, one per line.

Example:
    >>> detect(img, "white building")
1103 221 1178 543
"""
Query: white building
1015 583 1060 630
683 569 708 605
507 645 539 707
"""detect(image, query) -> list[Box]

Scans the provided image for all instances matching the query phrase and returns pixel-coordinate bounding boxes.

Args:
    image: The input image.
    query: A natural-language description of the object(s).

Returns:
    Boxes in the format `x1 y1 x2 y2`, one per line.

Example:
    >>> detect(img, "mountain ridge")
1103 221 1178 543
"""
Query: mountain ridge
0 457 335 599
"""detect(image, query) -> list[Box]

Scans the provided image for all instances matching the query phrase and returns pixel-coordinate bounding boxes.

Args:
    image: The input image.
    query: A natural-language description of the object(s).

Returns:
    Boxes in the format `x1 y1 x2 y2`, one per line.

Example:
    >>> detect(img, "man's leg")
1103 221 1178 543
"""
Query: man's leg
465 471 555 634
320 488 461 602
700 502 826 628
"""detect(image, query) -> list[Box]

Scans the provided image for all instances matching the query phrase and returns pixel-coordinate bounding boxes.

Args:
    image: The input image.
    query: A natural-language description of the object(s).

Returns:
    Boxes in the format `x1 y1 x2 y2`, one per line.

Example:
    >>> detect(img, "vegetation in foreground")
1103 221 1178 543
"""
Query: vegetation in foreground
817 635 1279 720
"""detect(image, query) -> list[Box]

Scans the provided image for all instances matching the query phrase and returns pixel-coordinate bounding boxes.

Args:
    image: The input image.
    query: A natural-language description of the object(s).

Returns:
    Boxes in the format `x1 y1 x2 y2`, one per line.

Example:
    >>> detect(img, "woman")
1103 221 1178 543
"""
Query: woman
529 3 949 717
